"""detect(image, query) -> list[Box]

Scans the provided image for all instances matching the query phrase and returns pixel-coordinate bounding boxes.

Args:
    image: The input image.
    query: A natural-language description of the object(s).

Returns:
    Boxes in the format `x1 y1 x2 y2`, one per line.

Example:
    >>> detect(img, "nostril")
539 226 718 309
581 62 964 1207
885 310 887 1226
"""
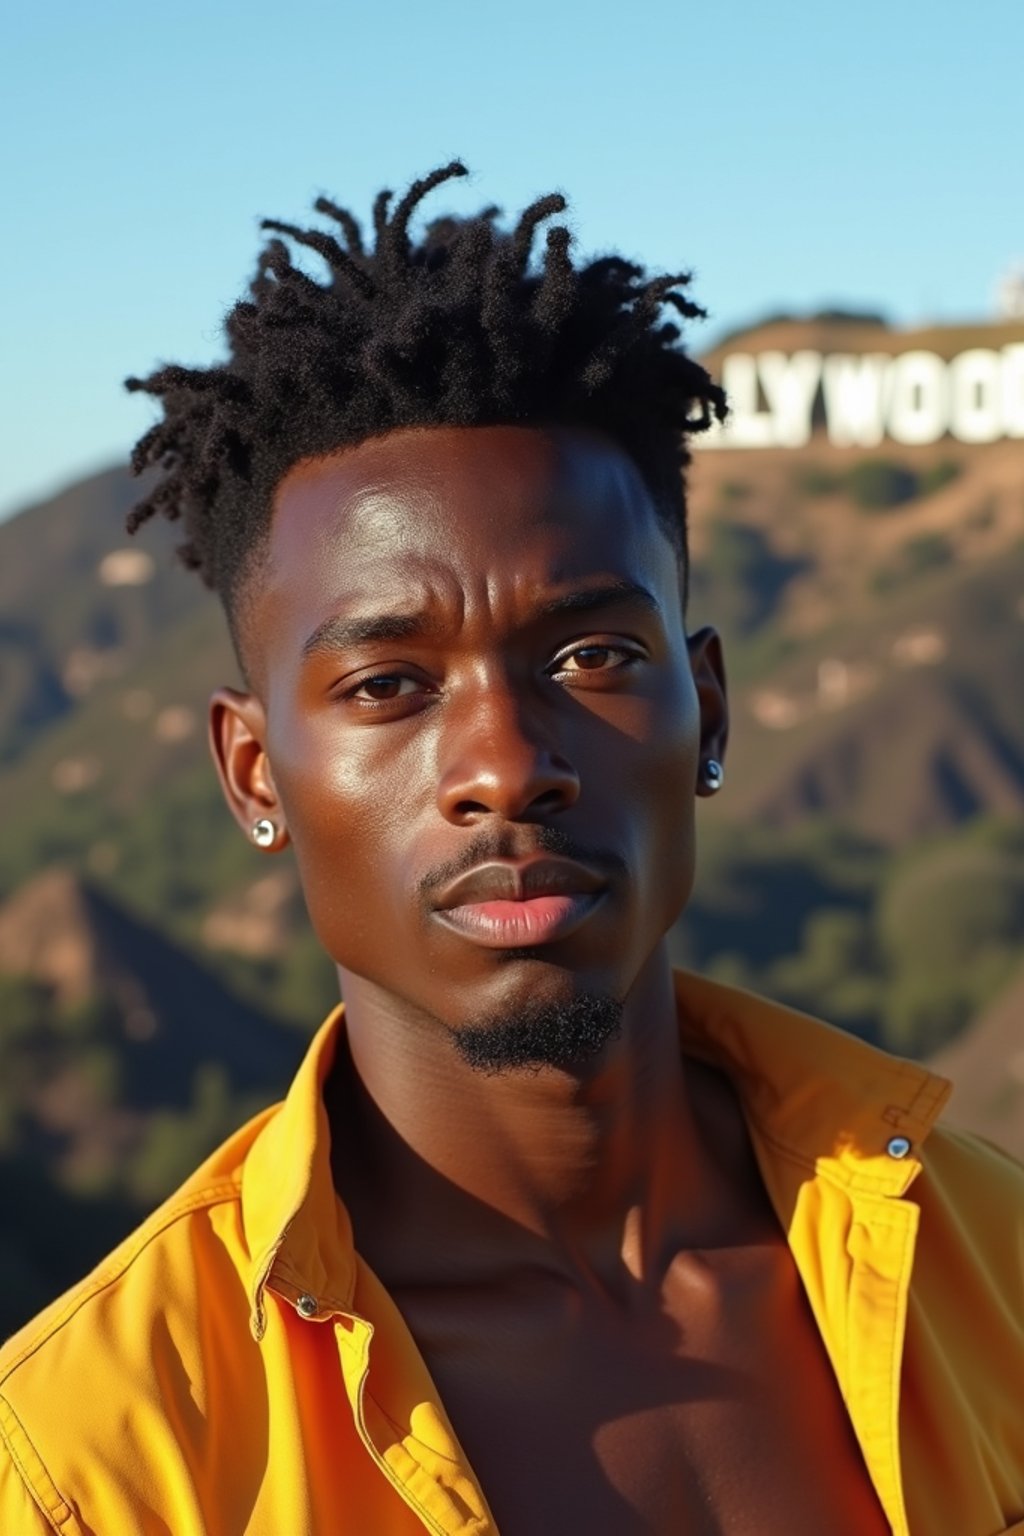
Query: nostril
530 787 570 814
452 799 492 822
437 740 580 825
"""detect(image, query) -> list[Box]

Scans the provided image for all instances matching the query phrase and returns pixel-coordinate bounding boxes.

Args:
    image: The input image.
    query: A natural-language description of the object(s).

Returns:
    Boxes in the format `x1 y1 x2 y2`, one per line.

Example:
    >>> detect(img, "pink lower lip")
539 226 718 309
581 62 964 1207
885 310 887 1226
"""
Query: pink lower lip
438 893 601 947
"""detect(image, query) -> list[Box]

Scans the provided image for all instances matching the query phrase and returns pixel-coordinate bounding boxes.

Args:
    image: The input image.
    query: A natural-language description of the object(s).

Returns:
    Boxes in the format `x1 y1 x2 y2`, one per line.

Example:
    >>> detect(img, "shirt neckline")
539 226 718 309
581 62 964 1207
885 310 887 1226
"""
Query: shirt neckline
240 969 953 1334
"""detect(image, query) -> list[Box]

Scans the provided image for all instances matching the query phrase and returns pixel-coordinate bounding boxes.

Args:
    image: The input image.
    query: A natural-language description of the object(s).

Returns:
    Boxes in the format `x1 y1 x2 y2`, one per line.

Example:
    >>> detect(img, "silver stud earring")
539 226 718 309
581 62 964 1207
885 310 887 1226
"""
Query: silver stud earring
703 759 724 793
251 817 277 848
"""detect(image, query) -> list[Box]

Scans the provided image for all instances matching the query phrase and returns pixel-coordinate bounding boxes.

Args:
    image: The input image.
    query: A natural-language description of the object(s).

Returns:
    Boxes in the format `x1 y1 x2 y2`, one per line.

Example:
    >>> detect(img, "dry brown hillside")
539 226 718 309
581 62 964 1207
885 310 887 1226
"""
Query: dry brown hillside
931 966 1024 1161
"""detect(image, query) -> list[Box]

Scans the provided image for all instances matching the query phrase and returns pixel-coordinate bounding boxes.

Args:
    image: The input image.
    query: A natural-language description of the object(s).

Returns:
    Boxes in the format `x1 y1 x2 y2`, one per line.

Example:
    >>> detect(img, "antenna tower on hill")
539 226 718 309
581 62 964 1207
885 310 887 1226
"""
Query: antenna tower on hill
995 264 1024 319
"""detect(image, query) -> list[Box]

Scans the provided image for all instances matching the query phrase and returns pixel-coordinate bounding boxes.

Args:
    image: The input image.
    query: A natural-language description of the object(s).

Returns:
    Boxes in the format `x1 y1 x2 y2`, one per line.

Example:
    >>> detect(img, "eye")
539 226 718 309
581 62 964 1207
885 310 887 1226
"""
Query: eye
551 643 639 678
347 673 421 702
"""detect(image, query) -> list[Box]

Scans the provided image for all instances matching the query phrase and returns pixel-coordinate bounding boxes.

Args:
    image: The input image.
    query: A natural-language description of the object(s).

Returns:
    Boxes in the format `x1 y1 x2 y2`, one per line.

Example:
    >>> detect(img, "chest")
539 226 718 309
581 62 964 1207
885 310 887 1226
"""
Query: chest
394 1251 892 1536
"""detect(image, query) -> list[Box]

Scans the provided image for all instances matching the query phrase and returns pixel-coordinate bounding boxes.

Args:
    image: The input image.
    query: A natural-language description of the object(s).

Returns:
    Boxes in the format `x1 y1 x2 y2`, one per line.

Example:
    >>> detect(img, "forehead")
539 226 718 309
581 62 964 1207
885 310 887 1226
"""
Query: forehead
254 425 679 661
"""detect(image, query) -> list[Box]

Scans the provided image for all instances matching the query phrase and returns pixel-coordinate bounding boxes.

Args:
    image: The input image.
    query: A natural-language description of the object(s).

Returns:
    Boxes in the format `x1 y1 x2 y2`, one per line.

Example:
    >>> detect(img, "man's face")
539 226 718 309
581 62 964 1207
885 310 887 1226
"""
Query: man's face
218 425 726 1039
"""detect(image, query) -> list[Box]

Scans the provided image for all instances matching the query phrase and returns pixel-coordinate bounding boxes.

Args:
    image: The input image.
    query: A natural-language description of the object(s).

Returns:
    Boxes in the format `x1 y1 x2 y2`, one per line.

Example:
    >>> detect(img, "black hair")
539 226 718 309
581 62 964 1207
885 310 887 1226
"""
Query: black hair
126 161 726 634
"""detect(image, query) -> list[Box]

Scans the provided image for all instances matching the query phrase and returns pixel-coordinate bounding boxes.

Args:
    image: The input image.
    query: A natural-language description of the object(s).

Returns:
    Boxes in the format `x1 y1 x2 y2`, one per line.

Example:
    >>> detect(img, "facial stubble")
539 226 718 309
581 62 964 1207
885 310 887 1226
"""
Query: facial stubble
451 990 624 1076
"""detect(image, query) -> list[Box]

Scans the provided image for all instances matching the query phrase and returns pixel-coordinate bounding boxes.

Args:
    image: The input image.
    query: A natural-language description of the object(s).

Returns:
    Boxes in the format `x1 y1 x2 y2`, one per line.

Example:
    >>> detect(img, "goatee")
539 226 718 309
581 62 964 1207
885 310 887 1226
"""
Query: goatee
452 992 623 1075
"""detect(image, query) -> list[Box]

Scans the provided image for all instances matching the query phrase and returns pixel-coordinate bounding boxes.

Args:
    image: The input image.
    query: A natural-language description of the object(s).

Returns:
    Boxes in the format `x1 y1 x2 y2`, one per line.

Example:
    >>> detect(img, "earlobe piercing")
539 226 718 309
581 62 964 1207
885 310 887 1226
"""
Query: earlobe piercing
251 817 278 848
702 759 724 793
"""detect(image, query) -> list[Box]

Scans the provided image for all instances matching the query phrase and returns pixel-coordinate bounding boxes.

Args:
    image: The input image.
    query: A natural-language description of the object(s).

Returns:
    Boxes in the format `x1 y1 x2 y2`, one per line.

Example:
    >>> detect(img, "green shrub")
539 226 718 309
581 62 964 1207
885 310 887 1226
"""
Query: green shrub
768 908 881 1033
919 458 962 495
845 459 920 510
902 532 955 575
880 843 1024 974
877 841 1024 1053
693 520 809 641
869 532 955 593
0 976 49 1044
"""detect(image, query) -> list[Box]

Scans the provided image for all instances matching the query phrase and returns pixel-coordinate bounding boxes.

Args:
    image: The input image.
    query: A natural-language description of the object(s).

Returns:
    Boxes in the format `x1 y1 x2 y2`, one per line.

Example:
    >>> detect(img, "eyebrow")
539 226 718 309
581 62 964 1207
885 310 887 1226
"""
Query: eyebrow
534 581 661 622
301 611 442 659
300 580 661 661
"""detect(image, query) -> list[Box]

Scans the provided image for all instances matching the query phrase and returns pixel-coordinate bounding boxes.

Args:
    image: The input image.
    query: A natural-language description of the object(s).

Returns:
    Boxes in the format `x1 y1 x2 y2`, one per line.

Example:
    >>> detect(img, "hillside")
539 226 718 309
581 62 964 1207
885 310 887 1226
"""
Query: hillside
930 964 1024 1161
0 869 305 1337
0 466 208 766
0 868 302 1189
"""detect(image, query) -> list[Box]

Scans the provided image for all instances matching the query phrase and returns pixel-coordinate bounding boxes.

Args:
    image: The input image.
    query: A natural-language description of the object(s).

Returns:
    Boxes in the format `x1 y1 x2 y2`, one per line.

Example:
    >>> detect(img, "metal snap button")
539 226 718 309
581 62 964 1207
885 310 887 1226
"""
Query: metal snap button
296 1293 318 1318
886 1135 912 1160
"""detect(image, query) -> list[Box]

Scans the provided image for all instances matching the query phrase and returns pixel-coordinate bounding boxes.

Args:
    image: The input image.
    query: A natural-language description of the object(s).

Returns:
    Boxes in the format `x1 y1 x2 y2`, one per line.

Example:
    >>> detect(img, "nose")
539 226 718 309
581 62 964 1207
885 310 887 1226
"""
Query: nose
436 685 580 825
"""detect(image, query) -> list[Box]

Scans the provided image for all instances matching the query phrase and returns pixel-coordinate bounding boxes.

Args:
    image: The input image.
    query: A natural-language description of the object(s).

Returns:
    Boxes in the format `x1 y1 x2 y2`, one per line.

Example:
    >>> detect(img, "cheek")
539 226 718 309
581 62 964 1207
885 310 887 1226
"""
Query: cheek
612 663 700 803
623 668 701 919
267 710 421 962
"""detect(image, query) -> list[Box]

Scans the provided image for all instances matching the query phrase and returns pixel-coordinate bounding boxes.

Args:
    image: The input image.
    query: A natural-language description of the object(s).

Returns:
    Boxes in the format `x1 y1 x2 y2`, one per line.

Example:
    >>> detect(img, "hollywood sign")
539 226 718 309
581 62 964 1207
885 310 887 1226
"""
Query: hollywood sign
700 345 1024 449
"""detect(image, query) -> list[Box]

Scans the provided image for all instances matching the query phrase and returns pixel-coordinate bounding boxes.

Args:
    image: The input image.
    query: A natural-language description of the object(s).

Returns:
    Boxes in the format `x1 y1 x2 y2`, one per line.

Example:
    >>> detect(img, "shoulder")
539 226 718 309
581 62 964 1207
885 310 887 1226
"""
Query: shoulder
924 1118 1024 1191
914 1119 1024 1310
919 1119 1024 1223
904 1122 1024 1522
0 1170 245 1379
0 1114 270 1530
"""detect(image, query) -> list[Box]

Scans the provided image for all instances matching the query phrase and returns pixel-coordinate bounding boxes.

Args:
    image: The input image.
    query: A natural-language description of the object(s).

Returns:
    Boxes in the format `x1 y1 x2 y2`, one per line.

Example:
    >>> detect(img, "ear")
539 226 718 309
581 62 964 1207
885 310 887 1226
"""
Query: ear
208 686 289 851
686 626 729 798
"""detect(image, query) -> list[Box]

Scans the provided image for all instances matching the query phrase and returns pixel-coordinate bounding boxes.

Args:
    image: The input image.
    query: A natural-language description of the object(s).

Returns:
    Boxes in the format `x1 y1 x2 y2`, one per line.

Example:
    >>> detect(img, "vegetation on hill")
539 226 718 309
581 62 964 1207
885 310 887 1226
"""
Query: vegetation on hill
797 456 963 510
678 814 1024 1061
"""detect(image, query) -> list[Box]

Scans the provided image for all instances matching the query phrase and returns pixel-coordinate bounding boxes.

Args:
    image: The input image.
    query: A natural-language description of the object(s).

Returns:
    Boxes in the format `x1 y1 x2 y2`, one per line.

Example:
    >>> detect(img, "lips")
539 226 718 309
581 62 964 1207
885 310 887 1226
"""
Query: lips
432 857 607 948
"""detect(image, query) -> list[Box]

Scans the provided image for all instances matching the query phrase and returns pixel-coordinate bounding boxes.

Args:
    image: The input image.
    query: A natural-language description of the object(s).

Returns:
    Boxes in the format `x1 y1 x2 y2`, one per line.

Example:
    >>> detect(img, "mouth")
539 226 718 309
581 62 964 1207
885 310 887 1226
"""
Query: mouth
432 857 608 949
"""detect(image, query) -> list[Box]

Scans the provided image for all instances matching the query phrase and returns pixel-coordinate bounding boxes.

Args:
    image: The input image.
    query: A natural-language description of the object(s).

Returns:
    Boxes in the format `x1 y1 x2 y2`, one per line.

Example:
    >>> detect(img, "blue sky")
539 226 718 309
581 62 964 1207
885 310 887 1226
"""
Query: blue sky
1 0 1020 519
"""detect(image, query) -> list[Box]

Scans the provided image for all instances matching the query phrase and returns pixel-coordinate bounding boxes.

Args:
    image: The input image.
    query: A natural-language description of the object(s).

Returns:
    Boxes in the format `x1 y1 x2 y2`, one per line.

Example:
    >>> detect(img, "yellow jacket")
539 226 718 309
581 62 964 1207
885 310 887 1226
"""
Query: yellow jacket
1 972 1022 1534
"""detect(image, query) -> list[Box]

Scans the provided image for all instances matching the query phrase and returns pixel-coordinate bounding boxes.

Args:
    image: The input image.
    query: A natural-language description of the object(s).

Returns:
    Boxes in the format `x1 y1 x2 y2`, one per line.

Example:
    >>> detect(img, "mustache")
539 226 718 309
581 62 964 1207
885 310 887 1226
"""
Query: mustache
417 827 629 901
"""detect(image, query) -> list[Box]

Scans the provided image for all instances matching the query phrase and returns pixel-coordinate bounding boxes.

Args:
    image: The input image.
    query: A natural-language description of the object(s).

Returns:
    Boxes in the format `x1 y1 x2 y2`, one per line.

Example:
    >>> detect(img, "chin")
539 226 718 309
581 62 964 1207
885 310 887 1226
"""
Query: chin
448 983 625 1076
488 944 624 997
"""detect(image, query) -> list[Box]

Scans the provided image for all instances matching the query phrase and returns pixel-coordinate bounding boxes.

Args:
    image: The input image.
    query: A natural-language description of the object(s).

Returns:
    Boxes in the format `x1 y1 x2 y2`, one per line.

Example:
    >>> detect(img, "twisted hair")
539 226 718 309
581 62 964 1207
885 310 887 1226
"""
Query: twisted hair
126 161 726 630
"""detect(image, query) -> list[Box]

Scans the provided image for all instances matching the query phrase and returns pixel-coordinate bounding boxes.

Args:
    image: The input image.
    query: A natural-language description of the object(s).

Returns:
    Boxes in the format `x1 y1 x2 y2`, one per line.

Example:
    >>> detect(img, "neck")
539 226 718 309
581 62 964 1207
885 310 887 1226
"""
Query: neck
328 950 747 1294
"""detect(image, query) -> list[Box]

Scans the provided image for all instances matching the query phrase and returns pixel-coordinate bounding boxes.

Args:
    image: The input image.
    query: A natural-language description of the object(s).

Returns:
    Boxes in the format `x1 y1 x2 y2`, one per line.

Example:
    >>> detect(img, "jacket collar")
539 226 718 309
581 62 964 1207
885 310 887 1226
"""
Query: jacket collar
241 1005 352 1339
671 970 952 1198
241 972 953 1336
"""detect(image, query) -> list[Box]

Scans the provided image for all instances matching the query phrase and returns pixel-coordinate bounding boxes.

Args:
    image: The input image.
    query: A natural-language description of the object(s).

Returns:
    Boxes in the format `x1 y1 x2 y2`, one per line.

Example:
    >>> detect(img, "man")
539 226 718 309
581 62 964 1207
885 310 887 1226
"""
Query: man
0 162 1021 1535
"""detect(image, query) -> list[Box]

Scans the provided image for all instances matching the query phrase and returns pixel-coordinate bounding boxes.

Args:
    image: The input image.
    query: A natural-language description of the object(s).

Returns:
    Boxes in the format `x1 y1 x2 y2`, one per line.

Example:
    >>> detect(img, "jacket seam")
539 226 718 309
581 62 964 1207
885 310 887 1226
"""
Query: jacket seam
362 1385 469 1472
0 1394 69 1531
361 1388 451 1536
351 1383 451 1536
884 1070 948 1134
0 1179 242 1387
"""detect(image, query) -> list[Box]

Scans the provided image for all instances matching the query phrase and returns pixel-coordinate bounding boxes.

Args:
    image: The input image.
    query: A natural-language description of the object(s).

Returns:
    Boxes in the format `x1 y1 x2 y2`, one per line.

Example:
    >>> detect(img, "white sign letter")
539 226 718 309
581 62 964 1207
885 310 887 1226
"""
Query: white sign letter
822 354 890 447
718 354 775 447
756 351 822 447
949 349 1002 443
886 351 948 445
1002 345 1024 437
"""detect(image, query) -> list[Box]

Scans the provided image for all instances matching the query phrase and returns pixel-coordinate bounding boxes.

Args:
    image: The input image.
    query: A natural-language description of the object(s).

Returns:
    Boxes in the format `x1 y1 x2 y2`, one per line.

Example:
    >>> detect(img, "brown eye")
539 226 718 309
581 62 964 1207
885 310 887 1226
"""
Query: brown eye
555 644 635 677
351 675 416 701
572 647 612 670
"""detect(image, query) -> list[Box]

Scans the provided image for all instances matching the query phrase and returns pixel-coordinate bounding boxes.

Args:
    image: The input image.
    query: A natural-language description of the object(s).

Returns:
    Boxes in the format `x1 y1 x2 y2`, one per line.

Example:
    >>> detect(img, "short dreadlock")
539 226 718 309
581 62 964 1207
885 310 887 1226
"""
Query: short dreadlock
127 161 726 640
